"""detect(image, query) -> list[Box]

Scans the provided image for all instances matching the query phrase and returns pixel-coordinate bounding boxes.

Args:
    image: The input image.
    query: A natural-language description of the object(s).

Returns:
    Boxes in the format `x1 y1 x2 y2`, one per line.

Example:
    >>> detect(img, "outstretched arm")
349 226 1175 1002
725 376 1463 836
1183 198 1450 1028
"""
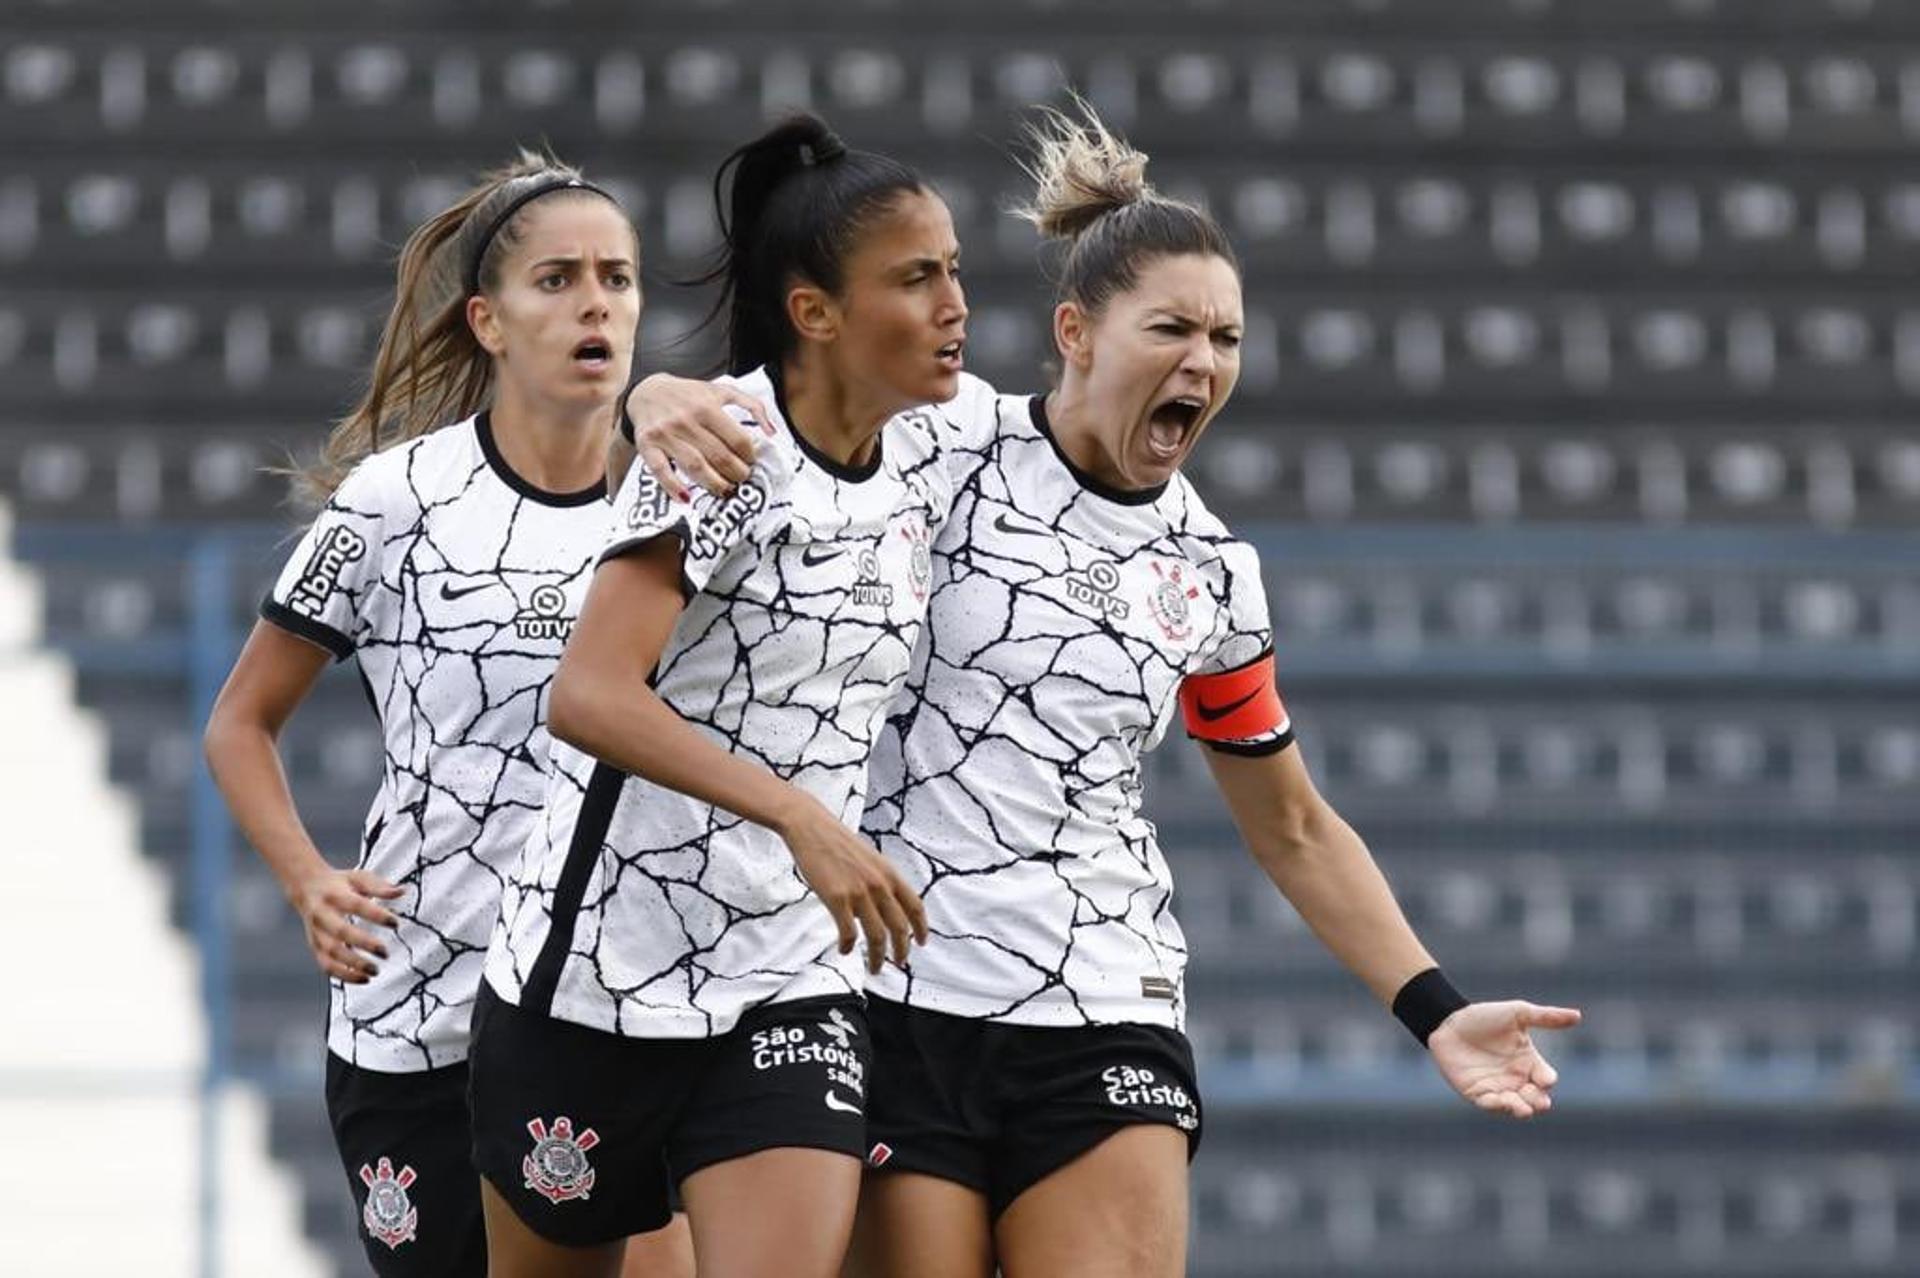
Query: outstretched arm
1202 744 1580 1118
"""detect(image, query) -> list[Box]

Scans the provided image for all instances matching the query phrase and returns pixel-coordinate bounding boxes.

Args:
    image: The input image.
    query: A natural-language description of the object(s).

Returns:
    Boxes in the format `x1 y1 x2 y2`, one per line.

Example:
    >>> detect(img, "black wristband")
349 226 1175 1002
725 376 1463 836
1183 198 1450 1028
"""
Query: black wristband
1392 967 1468 1047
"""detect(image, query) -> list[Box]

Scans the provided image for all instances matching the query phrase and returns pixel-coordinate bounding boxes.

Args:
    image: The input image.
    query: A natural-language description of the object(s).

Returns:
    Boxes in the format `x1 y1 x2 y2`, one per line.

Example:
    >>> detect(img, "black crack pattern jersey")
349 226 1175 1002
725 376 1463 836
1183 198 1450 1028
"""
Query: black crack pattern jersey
485 366 954 1039
262 414 609 1071
863 384 1293 1029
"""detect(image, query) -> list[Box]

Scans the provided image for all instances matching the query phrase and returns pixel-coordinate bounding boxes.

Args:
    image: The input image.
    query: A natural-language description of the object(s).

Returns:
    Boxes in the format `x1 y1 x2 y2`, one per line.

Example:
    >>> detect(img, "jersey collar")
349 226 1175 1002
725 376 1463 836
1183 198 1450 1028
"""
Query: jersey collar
1028 395 1168 507
475 412 607 508
769 364 886 484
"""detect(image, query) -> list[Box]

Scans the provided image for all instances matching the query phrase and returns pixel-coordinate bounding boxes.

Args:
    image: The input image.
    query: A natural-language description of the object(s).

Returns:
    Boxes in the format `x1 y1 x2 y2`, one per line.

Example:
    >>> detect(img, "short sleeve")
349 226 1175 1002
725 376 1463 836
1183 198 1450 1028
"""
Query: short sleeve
602 441 790 597
1180 541 1294 756
260 463 392 662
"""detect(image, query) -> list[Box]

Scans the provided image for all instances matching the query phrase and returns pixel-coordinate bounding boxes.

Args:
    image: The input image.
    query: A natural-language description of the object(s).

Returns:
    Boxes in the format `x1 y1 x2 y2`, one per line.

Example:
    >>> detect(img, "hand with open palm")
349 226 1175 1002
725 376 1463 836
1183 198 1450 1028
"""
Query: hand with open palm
1428 1000 1582 1119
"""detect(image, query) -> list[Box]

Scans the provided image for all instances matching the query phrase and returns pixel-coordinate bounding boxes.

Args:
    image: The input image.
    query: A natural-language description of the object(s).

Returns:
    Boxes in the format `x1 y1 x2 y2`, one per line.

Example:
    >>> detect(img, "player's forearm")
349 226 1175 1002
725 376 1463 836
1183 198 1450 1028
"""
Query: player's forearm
202 715 334 896
1248 808 1438 1006
548 673 817 838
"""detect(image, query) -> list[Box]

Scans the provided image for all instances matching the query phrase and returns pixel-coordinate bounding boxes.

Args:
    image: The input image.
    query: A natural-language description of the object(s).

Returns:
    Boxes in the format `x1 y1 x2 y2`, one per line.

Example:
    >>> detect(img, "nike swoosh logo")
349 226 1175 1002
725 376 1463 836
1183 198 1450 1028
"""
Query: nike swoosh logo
823 1091 863 1114
1195 688 1260 722
801 545 847 567
438 580 494 601
992 511 1049 538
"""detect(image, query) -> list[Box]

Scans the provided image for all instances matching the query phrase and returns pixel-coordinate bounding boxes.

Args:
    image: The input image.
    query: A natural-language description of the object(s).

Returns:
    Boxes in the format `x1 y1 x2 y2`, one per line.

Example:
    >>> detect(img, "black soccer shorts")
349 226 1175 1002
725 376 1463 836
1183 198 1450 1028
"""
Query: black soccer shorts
862 996 1203 1219
468 983 872 1245
326 1054 488 1278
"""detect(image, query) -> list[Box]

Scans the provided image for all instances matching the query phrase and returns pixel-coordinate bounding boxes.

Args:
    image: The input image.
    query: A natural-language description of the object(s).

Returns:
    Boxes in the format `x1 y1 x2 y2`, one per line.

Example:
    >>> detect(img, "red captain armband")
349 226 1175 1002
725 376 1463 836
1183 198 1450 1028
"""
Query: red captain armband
1179 649 1289 746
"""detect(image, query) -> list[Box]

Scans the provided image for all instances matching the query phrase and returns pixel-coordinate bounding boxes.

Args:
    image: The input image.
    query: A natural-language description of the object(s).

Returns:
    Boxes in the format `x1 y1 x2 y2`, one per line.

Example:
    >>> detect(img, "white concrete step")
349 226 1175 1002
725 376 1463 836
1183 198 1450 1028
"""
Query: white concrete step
0 500 333 1277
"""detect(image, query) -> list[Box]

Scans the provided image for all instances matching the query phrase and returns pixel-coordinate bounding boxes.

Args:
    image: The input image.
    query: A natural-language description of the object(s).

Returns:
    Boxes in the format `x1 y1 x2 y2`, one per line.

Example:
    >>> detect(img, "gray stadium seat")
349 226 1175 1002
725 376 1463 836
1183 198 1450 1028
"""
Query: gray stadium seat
8 5 1919 1274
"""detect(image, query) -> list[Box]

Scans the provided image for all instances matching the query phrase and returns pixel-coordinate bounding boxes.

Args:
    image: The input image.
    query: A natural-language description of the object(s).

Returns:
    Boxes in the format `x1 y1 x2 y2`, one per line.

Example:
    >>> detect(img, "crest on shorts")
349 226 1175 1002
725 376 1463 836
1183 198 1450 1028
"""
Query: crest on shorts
1147 559 1200 643
523 1116 600 1204
358 1156 418 1250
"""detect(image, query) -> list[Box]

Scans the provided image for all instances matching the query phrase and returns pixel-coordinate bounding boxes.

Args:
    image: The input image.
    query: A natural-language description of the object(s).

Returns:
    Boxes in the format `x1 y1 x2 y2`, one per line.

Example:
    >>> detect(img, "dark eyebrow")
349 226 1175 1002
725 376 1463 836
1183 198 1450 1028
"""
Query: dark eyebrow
1146 308 1243 331
528 255 635 272
895 250 960 273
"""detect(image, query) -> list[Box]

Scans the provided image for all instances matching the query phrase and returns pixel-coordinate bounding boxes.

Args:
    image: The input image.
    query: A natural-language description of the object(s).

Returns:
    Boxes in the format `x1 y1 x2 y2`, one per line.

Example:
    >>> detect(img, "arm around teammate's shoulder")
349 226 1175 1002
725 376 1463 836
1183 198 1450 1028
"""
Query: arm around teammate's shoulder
1201 743 1581 1119
619 372 774 500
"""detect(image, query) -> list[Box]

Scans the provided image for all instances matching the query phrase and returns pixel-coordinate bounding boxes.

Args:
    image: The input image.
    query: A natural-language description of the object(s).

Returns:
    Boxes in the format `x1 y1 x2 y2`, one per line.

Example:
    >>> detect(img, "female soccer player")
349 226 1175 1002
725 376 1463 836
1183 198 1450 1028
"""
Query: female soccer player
624 108 1581 1278
202 155 692 1278
466 114 965 1278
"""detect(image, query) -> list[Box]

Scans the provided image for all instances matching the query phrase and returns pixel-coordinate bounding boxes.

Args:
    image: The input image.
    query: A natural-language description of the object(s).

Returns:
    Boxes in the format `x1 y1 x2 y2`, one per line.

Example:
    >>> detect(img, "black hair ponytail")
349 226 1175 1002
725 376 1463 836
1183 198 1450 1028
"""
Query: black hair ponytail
692 112 925 375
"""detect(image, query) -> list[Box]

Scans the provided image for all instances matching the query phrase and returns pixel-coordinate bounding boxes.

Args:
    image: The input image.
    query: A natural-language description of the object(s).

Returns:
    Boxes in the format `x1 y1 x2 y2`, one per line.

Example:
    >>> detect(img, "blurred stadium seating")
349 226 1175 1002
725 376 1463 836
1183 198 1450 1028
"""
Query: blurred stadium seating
3 0 1915 1273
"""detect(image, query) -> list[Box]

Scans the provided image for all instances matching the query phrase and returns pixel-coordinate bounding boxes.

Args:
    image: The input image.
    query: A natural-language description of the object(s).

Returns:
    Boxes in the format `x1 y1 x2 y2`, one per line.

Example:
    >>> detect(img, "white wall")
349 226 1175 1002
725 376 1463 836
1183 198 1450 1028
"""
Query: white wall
0 503 331 1278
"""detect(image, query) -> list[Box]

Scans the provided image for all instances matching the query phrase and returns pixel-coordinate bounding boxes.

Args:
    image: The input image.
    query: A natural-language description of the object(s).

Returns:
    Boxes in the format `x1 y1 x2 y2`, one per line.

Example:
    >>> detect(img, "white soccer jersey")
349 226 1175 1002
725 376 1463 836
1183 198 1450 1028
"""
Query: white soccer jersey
863 388 1292 1029
485 366 954 1038
263 414 610 1071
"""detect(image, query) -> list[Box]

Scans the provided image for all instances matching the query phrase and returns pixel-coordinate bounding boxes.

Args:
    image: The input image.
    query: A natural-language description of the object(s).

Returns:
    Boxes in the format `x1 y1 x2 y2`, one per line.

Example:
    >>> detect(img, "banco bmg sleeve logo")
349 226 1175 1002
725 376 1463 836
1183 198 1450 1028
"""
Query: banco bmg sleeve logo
626 468 675 529
288 524 367 618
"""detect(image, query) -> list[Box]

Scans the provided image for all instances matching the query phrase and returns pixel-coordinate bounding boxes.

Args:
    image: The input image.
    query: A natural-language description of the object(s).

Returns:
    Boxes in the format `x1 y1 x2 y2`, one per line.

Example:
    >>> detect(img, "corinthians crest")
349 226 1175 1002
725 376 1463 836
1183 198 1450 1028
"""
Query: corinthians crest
898 517 932 602
358 1157 418 1250
524 1115 600 1204
1147 559 1201 643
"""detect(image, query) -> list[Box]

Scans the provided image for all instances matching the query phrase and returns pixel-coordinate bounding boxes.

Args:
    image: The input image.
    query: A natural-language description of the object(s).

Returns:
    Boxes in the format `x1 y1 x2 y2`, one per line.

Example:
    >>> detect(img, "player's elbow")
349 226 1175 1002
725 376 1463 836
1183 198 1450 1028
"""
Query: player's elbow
200 704 231 771
545 659 602 756
201 679 242 754
200 690 259 786
546 671 587 752
1248 792 1343 868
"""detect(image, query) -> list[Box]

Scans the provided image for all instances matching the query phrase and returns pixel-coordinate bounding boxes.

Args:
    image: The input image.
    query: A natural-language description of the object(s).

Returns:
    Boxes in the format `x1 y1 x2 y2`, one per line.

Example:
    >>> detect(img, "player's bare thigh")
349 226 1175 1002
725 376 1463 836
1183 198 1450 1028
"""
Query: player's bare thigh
681 1147 864 1278
994 1125 1190 1278
844 1171 994 1278
622 1212 694 1278
481 1178 625 1278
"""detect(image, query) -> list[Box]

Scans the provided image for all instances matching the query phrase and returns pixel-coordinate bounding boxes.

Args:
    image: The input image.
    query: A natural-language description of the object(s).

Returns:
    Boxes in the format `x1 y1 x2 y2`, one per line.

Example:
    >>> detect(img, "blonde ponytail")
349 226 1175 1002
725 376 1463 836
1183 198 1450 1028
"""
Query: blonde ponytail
1015 101 1154 242
1013 97 1236 317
